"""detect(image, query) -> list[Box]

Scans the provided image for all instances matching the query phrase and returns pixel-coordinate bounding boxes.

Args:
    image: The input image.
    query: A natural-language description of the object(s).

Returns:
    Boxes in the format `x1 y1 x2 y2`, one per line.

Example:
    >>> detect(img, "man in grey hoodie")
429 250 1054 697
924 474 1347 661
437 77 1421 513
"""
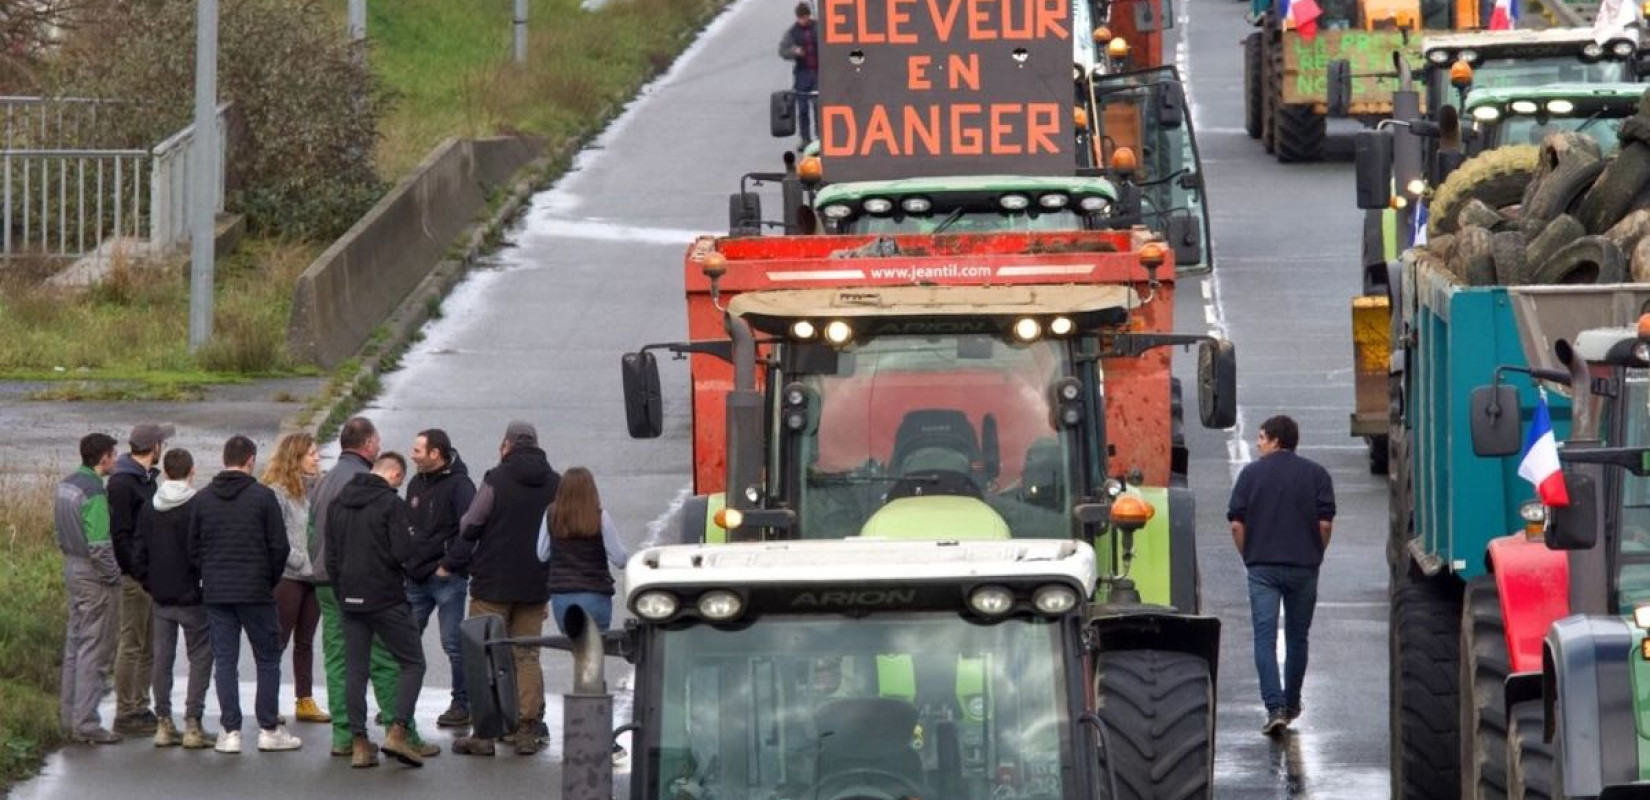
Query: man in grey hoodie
132 448 216 749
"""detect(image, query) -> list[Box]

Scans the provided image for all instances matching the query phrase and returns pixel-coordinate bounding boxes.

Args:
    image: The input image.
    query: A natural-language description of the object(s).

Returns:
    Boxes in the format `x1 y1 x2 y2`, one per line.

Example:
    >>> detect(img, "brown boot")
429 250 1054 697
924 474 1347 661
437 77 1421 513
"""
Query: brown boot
351 735 380 768
295 697 331 724
381 722 424 767
153 717 181 748
452 735 496 756
181 718 216 750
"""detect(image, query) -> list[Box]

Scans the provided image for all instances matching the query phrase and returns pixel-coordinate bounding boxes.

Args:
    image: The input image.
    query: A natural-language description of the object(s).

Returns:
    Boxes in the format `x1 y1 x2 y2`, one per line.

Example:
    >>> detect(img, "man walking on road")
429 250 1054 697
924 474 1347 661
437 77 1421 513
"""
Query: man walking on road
1227 415 1336 735
189 435 303 753
107 422 172 736
57 432 122 745
778 2 819 150
406 429 477 728
311 417 438 758
451 421 560 757
327 453 427 768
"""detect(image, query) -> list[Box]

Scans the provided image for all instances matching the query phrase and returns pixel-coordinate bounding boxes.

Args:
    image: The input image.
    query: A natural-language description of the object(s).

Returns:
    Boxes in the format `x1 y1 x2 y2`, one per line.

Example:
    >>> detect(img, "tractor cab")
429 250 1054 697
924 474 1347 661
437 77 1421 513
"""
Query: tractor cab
1464 83 1644 155
1422 29 1645 112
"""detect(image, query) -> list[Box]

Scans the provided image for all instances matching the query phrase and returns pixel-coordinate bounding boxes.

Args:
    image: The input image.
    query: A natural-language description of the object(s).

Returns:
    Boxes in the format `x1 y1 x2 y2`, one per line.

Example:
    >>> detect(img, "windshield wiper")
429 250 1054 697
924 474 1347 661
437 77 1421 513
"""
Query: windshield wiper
1575 109 1609 133
930 207 966 235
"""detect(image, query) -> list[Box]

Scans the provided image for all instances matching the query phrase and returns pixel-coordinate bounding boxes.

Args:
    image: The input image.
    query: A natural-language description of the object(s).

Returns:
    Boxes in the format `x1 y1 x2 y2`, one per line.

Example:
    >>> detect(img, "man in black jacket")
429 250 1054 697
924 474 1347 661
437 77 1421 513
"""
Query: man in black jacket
451 421 560 757
326 453 427 768
188 435 301 754
132 448 216 750
406 428 477 728
108 421 172 736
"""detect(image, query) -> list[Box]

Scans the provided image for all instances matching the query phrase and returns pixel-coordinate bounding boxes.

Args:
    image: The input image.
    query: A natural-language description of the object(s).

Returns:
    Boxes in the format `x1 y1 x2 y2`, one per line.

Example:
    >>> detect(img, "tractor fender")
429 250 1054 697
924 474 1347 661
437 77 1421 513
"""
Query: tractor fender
1168 486 1198 615
1088 610 1221 687
1503 671 1542 724
1488 534 1570 674
1543 615 1640 798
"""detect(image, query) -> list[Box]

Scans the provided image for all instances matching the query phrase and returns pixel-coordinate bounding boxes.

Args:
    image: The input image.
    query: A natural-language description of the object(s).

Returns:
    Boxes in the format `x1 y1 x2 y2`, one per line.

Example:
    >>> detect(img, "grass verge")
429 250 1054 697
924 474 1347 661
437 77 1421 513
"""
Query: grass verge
0 479 65 792
0 239 322 390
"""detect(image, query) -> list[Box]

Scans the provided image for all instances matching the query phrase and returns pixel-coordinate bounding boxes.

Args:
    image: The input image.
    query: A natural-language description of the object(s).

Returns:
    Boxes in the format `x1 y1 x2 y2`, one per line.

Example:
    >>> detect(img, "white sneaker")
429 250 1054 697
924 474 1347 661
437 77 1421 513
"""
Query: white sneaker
215 730 242 754
258 726 303 752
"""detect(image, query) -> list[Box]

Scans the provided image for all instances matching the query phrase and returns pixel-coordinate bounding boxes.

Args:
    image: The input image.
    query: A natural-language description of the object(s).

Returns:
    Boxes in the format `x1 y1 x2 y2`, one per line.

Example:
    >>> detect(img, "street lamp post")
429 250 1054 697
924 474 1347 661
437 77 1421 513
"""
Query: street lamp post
515 0 527 64
188 0 218 352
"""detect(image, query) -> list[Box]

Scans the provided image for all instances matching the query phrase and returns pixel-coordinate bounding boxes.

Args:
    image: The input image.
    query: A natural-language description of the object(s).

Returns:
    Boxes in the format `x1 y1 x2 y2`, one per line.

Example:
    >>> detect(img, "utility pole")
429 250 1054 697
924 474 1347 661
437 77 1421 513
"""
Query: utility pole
348 0 366 43
514 0 527 64
188 0 218 352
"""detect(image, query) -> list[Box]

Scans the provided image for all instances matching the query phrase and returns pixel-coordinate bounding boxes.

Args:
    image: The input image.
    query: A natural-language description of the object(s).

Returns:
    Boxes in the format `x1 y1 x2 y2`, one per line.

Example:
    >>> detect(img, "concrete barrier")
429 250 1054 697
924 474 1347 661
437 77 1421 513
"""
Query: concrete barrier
287 136 543 367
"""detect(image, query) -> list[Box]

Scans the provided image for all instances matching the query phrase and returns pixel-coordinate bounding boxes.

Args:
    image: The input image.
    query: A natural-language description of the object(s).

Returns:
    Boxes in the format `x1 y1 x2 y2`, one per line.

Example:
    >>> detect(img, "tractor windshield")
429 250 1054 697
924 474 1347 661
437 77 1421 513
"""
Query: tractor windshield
651 613 1075 800
782 333 1081 540
1611 368 1650 611
1433 56 1625 101
843 205 1089 235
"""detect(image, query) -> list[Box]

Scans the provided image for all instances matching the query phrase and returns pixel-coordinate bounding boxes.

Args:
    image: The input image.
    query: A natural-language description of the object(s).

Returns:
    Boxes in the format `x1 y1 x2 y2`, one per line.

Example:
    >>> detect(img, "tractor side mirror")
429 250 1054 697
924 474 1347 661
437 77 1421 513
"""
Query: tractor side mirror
771 90 797 138
621 351 664 439
1354 129 1393 210
1167 213 1201 268
1198 339 1237 429
1154 82 1185 129
728 192 762 237
1469 384 1522 457
461 614 519 740
1545 471 1598 551
1327 59 1352 118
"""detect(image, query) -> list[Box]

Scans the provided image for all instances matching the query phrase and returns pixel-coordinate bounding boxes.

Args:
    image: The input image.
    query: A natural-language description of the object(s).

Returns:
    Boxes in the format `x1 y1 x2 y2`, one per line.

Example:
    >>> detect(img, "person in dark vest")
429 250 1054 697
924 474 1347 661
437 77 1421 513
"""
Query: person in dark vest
1227 415 1336 736
450 421 560 757
778 2 819 149
543 468 629 638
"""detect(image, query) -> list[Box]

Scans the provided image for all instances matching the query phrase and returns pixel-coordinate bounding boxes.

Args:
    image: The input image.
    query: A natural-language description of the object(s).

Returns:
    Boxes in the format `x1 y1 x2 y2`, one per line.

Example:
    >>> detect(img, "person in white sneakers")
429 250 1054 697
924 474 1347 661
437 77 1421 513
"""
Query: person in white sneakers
187 436 302 753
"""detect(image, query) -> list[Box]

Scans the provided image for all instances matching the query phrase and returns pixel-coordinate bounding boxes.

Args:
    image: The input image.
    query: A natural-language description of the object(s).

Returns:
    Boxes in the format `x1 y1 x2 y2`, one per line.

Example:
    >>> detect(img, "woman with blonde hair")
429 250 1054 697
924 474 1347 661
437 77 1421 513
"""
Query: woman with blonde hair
262 432 328 724
543 468 629 636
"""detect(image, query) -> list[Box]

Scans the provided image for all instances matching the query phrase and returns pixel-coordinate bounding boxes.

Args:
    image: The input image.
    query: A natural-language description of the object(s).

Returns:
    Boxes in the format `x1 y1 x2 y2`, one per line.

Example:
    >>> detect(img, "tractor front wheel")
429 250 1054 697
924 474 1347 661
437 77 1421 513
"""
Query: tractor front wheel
1094 649 1213 800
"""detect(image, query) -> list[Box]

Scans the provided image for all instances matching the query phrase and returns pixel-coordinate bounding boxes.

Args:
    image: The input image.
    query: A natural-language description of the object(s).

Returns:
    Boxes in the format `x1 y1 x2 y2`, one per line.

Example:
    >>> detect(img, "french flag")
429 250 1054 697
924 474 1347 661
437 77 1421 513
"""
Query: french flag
1517 395 1569 507
1489 0 1519 30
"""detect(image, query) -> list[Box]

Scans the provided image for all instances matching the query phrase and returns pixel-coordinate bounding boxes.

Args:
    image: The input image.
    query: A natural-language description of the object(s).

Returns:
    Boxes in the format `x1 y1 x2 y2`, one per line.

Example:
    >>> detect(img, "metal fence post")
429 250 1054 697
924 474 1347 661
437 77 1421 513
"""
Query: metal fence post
349 0 366 43
189 0 218 352
515 0 528 64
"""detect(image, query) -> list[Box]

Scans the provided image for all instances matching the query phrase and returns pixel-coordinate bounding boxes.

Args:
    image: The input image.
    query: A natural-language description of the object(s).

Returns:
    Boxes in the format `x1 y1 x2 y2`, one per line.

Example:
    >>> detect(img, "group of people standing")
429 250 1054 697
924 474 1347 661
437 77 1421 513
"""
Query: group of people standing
55 416 628 769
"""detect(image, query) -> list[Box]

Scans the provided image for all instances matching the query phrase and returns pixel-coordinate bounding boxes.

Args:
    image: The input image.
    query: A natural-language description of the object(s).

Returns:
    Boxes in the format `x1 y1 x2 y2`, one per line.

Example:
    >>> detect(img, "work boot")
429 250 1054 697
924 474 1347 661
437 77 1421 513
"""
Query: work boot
436 702 471 728
295 697 330 724
181 718 216 749
382 722 424 767
113 710 158 736
335 738 378 757
351 735 380 768
514 720 547 756
153 717 181 747
1285 703 1303 722
74 727 123 745
452 735 496 756
1262 709 1288 736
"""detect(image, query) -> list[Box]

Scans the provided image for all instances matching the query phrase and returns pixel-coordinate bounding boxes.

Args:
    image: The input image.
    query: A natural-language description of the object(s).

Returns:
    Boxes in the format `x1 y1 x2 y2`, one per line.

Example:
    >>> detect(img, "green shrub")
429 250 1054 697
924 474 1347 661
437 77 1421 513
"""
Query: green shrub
50 0 390 240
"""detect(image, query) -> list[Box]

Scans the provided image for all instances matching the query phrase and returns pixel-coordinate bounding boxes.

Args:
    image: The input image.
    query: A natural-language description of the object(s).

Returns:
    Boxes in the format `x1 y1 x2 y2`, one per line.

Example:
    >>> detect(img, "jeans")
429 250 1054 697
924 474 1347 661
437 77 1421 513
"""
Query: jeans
793 69 818 145
1246 564 1319 712
206 602 283 732
342 604 425 737
152 603 212 721
407 573 468 707
551 592 613 636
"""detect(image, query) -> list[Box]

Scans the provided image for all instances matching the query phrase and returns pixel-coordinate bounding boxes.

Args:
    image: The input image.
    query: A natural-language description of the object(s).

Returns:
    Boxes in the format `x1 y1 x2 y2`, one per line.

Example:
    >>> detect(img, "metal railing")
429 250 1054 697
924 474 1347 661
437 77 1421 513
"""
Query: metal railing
0 97 228 259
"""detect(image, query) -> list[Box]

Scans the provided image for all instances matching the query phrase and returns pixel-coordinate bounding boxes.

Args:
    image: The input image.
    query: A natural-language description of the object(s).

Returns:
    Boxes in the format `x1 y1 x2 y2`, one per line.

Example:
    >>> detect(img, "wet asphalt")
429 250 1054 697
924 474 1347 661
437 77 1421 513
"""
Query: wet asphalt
11 0 1394 795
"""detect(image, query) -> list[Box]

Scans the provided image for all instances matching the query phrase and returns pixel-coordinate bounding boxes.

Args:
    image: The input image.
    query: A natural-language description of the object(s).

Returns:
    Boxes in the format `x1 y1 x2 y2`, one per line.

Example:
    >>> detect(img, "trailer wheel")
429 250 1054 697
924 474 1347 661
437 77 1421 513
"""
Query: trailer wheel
1522 235 1628 286
1391 572 1463 800
1273 103 1326 163
1430 146 1539 238
1244 33 1263 139
1461 576 1511 800
1094 649 1213 800
1508 700 1554 800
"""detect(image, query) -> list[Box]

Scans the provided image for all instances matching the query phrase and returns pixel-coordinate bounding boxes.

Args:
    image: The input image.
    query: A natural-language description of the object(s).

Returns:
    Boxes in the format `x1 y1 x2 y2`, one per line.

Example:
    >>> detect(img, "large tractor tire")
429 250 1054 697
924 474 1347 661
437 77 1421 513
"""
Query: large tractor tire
1461 576 1511 800
1454 226 1497 287
1244 33 1264 140
1522 157 1605 228
1575 140 1650 234
1430 145 1540 238
1522 236 1628 285
1391 571 1464 800
1508 701 1555 800
1273 104 1326 163
1094 649 1213 800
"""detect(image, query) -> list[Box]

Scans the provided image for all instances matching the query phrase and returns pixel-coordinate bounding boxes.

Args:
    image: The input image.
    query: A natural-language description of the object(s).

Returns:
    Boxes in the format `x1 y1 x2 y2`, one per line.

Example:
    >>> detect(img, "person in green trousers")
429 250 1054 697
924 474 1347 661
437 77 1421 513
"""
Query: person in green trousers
309 418 439 757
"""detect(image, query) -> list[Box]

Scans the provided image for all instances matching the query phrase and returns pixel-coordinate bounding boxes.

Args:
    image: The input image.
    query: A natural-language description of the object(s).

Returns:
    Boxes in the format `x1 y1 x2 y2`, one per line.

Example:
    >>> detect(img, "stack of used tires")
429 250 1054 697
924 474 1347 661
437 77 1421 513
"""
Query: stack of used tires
1420 95 1650 287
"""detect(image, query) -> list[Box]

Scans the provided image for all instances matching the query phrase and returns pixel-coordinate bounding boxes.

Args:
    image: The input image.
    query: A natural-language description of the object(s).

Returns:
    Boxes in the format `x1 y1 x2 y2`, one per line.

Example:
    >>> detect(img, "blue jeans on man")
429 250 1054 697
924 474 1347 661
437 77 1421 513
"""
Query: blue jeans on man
206 602 283 732
1246 564 1319 714
793 69 818 147
407 573 468 709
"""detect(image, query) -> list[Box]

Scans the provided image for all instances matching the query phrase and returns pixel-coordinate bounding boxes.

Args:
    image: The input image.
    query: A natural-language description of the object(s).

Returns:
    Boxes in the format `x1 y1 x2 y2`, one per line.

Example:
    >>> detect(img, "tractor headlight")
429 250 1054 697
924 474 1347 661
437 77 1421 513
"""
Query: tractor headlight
1584 42 1605 59
1519 501 1547 523
1427 49 1451 65
1039 193 1069 209
1634 603 1650 629
968 585 1015 616
1079 195 1111 212
1033 584 1080 615
824 320 854 346
634 591 679 620
999 193 1031 211
1613 40 1636 57
863 198 894 215
1013 317 1043 342
1458 49 1479 64
1546 99 1574 115
1510 100 1539 114
696 590 744 621
1471 105 1501 122
821 204 852 220
901 196 932 214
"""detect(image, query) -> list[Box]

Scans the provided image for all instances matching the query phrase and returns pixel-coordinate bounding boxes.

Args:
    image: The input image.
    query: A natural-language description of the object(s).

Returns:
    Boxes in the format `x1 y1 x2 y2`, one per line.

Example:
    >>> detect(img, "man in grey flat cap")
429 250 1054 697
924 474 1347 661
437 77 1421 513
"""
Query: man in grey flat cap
108 421 174 735
450 421 560 757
